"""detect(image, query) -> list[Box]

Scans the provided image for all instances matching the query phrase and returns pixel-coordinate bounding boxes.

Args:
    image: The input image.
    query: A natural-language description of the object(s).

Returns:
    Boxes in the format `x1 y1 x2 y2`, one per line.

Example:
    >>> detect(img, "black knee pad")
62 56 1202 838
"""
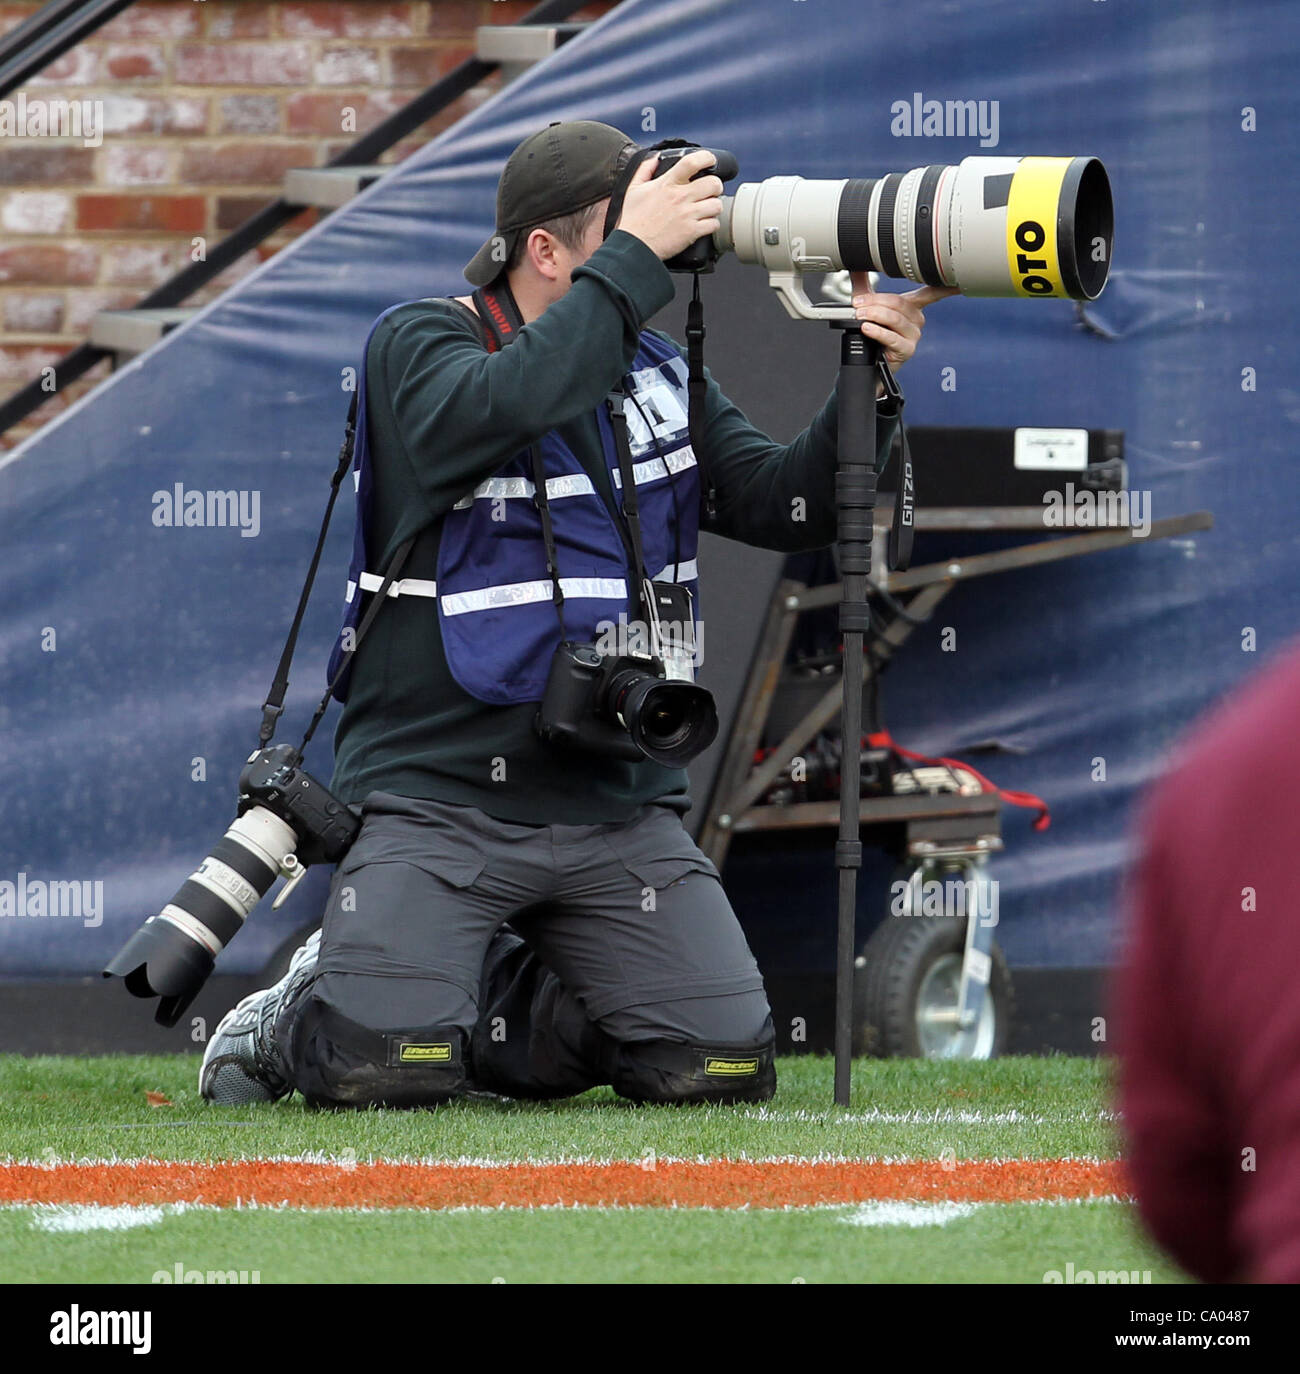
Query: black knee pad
291 997 469 1110
606 1033 777 1105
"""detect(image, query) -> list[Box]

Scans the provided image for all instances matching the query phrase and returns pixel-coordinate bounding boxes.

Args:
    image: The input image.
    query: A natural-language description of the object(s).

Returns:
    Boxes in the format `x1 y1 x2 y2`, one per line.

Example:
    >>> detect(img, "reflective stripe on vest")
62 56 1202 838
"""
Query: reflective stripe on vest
343 559 698 607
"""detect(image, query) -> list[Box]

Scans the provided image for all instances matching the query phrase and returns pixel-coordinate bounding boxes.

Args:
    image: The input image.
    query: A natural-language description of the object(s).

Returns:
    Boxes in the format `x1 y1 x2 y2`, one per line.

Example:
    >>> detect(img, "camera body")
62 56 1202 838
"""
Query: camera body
238 743 359 869
535 641 718 769
536 643 644 761
645 142 739 274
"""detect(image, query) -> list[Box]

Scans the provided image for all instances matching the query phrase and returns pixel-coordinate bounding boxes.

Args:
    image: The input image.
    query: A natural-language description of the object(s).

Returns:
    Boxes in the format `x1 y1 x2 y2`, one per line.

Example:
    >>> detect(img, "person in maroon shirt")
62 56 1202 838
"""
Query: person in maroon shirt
1116 638 1300 1283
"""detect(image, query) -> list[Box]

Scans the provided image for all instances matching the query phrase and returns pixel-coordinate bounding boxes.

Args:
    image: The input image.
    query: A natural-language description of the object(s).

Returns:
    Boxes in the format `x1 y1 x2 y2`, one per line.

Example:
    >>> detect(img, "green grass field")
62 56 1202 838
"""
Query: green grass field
0 1054 1184 1284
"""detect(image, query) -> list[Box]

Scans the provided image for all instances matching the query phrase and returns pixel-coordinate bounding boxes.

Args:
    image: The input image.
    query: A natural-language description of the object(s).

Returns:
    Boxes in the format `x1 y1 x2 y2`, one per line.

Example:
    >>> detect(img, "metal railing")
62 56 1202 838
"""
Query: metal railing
0 0 604 438
0 0 134 98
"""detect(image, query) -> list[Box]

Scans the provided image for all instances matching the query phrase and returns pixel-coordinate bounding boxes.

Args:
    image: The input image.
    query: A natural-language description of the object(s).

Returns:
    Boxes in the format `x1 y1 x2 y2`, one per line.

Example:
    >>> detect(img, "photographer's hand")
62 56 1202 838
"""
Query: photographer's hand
615 149 725 262
849 274 959 373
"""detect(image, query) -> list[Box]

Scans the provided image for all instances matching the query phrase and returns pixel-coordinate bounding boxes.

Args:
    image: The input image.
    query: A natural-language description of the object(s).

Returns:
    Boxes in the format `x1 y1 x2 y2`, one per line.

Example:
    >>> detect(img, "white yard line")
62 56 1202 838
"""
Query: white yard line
28 1204 167 1233
836 1195 1126 1228
840 1201 984 1227
740 1107 1119 1126
6 1195 1129 1224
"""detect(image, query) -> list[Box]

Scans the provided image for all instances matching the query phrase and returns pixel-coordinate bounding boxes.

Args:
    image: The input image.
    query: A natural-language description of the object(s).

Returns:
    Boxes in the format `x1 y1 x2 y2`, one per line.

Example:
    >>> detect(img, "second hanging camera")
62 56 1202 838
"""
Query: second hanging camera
535 642 718 769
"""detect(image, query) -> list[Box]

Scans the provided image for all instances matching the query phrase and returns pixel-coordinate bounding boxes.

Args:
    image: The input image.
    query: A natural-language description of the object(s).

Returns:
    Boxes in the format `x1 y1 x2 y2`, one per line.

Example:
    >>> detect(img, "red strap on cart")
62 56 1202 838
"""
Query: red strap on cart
866 729 1051 832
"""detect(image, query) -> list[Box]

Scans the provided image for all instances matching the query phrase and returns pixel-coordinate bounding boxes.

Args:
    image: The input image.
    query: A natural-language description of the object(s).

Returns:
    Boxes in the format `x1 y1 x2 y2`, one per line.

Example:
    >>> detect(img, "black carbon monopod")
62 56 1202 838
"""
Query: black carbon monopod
830 324 896 1107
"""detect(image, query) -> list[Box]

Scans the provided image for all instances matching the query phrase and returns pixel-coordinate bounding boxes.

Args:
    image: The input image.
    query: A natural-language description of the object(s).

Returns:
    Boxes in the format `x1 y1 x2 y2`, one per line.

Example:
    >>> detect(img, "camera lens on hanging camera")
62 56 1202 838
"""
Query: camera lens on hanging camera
102 804 298 1027
104 745 359 1026
604 665 718 768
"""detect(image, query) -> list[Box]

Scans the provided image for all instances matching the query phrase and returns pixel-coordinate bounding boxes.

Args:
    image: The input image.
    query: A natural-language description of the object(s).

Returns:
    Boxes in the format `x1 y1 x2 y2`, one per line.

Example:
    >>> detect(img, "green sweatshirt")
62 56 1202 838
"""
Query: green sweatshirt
329 228 897 823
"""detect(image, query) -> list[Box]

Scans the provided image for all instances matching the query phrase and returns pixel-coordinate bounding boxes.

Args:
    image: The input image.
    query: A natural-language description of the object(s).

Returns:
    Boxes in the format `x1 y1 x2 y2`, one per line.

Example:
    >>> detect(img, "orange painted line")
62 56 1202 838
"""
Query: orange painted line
1 1159 1125 1211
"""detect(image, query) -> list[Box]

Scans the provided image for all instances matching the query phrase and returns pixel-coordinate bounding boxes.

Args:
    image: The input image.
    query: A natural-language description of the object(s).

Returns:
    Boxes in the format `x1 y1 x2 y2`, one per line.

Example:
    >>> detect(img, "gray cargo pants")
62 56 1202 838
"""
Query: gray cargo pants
276 791 776 1109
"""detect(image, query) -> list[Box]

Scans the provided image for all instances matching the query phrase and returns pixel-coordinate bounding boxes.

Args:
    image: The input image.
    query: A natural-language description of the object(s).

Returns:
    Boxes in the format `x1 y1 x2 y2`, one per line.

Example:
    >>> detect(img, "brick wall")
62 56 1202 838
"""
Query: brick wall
0 0 615 448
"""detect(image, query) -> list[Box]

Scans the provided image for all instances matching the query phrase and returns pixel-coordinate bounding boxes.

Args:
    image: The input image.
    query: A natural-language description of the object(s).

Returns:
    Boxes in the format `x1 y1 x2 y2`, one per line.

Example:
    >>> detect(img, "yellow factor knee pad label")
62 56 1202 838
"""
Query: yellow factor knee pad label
398 1043 453 1063
704 1057 759 1076
1005 157 1069 297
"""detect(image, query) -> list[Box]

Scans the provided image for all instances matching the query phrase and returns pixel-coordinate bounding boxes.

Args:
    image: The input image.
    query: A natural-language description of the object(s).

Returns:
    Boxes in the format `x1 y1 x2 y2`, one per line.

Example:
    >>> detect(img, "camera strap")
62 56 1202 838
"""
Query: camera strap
684 273 718 523
874 356 914 572
256 384 416 755
298 533 414 751
606 383 655 624
257 389 359 750
602 137 719 524
607 385 701 680
528 441 568 638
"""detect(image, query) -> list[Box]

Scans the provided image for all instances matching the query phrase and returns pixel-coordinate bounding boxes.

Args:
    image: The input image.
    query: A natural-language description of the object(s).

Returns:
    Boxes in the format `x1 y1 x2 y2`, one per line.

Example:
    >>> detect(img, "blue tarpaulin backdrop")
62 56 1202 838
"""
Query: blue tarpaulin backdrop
2 0 1297 980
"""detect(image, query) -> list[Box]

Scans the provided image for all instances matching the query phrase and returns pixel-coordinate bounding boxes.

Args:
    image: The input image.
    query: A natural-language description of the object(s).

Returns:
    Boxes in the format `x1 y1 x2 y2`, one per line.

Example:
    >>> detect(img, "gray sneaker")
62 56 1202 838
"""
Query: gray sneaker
199 929 320 1105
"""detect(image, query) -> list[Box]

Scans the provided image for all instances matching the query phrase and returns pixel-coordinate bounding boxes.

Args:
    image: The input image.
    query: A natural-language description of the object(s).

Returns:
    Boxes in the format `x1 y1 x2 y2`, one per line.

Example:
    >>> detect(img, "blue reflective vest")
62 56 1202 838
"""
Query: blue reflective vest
328 297 701 707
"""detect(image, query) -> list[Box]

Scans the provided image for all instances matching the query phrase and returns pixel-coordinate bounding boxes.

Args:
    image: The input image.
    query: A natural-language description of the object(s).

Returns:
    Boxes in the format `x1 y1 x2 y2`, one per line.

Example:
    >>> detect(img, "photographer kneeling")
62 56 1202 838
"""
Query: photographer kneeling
199 120 946 1110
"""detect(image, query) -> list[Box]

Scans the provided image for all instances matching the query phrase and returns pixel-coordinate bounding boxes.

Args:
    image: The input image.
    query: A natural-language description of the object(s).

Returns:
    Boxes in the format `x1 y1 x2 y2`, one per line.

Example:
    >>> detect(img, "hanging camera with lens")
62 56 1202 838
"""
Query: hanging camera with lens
103 746 360 1028
529 457 719 770
102 395 414 1028
536 628 718 770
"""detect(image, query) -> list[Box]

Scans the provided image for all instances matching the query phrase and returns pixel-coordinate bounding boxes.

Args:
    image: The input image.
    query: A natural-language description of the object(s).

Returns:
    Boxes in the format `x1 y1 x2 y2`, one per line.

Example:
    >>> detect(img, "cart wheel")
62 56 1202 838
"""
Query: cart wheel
853 863 1014 1059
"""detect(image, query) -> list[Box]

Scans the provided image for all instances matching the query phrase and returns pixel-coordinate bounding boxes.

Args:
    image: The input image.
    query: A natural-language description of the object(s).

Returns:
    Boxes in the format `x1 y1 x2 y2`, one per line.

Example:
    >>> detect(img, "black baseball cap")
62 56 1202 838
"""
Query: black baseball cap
463 120 638 287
